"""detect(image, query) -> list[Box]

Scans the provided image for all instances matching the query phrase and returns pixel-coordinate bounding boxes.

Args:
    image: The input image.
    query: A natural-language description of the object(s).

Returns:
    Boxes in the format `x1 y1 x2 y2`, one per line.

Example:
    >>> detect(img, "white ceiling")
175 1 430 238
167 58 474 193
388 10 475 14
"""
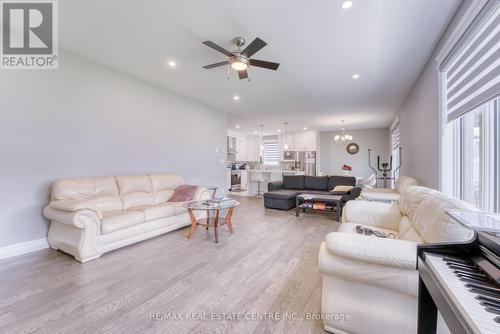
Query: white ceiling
59 0 460 134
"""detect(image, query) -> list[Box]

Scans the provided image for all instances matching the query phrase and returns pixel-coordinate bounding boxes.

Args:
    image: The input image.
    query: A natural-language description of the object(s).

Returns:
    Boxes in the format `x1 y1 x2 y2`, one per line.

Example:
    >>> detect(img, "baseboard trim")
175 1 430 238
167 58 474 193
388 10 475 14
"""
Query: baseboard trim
0 238 49 260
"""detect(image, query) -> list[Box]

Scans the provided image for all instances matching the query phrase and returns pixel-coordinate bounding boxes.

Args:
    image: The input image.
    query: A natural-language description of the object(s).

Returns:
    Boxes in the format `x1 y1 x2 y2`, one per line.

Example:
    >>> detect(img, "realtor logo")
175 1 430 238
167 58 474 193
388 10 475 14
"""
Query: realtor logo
1 0 58 69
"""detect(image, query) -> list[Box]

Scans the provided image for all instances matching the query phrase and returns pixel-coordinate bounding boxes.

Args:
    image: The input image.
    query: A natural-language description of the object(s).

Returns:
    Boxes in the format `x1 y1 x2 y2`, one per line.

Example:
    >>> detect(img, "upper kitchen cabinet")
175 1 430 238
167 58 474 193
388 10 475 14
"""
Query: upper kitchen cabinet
227 131 261 162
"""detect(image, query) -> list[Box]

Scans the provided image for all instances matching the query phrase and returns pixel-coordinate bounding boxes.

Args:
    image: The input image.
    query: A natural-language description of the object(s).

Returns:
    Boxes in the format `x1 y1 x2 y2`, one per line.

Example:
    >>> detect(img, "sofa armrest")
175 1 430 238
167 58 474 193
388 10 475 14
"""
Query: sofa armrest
43 206 102 229
267 181 283 191
342 200 401 230
48 199 103 219
324 232 417 269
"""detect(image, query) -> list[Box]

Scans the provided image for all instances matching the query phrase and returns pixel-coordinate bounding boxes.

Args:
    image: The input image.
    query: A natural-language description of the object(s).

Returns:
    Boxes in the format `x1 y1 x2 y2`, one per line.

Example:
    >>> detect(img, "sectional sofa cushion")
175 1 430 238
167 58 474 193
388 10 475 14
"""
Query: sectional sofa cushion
264 189 301 200
304 175 329 191
283 175 305 190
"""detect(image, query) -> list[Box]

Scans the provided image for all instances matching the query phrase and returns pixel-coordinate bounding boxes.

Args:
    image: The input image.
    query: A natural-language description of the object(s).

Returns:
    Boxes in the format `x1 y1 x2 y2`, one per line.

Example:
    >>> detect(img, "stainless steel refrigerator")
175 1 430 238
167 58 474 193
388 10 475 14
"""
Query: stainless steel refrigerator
295 151 316 176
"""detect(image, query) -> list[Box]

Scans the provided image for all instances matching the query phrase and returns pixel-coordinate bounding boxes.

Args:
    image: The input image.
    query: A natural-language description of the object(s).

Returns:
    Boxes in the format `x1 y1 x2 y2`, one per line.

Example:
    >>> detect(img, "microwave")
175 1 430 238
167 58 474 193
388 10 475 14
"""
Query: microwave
283 151 296 161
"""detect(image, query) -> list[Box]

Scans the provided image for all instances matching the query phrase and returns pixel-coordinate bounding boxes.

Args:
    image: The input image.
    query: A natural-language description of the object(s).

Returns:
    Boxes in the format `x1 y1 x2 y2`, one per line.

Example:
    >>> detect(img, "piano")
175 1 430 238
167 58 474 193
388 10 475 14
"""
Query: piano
417 231 500 334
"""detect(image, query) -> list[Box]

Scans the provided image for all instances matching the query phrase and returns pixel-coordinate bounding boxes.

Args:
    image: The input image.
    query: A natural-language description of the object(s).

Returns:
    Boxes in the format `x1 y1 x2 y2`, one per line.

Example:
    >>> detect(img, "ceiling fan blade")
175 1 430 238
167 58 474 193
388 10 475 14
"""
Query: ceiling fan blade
202 61 229 69
249 59 280 70
238 70 249 80
202 41 234 57
241 38 267 58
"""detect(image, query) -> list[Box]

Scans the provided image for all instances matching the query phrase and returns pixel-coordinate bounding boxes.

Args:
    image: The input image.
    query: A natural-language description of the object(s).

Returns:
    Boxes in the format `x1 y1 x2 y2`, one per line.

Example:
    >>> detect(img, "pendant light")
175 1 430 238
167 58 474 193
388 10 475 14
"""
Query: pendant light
284 122 289 150
260 124 264 151
334 120 353 147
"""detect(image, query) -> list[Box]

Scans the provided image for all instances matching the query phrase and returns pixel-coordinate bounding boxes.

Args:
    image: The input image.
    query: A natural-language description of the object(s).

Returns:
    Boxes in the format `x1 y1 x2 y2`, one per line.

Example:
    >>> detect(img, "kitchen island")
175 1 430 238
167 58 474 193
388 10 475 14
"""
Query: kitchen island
245 169 305 195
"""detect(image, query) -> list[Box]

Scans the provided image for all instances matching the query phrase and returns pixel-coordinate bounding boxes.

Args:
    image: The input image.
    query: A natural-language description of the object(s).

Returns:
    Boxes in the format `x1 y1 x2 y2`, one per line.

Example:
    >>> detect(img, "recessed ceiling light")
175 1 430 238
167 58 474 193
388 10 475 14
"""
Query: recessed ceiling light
253 130 258 134
352 73 360 79
303 127 308 130
233 95 240 101
342 1 353 9
235 125 240 129
167 60 176 67
277 129 281 132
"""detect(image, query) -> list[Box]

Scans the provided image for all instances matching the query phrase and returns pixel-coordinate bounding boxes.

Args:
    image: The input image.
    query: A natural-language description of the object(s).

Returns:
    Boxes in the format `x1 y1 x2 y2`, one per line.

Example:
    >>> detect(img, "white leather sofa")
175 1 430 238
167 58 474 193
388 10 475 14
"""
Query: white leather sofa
360 176 418 202
43 174 210 262
318 185 476 334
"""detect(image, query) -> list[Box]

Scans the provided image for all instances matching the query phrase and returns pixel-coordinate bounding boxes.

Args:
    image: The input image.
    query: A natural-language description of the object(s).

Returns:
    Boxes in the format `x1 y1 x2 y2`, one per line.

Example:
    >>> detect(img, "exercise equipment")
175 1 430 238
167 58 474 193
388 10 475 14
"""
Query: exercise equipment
368 147 402 188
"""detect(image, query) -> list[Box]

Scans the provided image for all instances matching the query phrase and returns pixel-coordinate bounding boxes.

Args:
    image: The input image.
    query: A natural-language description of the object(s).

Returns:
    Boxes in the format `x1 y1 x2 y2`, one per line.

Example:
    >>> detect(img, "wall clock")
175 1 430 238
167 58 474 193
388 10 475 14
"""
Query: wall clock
346 143 359 155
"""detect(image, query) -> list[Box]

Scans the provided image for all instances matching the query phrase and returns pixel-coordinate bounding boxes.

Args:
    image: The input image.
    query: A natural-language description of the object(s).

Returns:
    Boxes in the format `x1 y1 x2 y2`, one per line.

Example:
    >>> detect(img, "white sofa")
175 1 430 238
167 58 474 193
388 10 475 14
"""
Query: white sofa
318 185 476 334
43 174 210 262
360 176 418 202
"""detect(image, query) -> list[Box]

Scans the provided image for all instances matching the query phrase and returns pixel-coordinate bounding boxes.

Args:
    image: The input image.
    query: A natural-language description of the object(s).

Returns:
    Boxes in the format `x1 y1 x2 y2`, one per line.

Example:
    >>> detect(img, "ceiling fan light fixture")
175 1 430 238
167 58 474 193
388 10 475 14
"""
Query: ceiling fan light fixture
342 1 353 9
230 61 248 71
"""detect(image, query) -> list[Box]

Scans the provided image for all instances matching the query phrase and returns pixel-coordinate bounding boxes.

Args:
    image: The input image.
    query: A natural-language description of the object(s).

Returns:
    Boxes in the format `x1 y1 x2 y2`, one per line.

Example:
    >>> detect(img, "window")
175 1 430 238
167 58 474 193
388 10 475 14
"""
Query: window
440 1 500 212
263 140 279 165
452 98 499 212
390 119 401 179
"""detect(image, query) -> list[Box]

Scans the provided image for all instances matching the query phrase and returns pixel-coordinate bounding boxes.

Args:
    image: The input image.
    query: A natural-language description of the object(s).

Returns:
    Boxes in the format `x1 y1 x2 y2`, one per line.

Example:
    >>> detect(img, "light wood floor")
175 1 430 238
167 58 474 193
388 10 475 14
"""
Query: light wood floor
0 196 339 334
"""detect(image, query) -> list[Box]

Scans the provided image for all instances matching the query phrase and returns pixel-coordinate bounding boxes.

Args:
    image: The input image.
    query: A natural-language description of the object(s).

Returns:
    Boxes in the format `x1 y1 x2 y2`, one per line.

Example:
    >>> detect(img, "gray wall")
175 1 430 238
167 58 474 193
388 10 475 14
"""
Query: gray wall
0 51 228 248
396 0 475 189
319 128 390 179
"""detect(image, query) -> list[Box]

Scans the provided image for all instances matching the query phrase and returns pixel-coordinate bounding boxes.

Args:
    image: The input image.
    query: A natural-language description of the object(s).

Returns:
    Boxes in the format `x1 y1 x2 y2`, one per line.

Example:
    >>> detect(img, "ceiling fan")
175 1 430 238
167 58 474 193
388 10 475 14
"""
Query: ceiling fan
202 37 280 80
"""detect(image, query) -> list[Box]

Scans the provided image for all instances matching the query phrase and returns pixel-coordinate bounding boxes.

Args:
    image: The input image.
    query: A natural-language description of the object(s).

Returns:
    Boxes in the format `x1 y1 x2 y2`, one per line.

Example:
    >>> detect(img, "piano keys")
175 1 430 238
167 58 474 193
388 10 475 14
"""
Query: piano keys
417 232 500 334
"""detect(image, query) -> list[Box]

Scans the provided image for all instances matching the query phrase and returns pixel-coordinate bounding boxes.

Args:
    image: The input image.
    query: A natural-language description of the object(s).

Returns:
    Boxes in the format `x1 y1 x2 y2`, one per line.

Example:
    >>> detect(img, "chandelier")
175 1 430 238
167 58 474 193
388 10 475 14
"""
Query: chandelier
334 120 353 146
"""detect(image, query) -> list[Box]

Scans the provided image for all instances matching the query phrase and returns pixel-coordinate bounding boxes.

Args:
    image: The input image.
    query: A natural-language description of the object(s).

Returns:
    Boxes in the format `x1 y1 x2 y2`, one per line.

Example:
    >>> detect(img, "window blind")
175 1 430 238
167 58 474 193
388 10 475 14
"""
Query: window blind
391 121 400 151
442 1 500 122
264 141 278 165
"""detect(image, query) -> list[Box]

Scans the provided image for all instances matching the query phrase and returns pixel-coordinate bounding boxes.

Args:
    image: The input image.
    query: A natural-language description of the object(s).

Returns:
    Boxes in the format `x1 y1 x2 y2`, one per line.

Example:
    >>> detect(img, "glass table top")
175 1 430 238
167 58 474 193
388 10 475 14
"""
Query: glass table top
184 199 240 210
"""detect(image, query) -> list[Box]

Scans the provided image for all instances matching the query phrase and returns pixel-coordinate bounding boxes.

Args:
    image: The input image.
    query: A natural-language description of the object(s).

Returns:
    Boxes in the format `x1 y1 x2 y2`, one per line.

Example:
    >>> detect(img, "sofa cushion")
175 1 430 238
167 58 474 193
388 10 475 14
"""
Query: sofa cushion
395 176 418 194
101 210 145 234
328 175 356 191
149 174 185 203
51 176 123 212
116 176 155 210
139 204 177 221
412 190 475 243
304 176 329 191
283 175 305 190
169 202 188 215
264 190 301 200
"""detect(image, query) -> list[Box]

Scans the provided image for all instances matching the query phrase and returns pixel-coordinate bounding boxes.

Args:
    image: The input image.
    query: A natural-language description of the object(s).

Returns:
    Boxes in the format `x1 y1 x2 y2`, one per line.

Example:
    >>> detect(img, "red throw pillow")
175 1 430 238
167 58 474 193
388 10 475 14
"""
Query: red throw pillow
168 185 198 202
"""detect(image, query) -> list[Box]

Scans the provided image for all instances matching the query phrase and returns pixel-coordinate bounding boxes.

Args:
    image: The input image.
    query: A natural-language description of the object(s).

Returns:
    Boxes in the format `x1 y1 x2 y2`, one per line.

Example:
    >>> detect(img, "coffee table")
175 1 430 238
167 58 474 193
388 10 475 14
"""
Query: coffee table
184 200 240 243
295 193 343 222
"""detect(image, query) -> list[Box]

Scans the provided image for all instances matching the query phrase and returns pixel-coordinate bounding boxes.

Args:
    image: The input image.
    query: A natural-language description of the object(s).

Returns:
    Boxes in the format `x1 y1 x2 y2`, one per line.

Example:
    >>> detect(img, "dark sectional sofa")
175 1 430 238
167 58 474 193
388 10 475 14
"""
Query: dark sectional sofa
264 175 361 211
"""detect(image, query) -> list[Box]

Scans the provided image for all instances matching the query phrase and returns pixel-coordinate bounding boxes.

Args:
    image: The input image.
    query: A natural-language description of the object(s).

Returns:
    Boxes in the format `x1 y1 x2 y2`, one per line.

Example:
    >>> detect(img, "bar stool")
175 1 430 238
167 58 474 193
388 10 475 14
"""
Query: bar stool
251 171 265 196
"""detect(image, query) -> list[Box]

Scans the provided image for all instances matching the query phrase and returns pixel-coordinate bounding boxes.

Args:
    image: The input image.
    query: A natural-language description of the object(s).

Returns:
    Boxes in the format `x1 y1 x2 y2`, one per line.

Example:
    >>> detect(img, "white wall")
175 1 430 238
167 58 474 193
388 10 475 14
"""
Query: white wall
0 51 228 248
395 0 476 189
319 128 390 178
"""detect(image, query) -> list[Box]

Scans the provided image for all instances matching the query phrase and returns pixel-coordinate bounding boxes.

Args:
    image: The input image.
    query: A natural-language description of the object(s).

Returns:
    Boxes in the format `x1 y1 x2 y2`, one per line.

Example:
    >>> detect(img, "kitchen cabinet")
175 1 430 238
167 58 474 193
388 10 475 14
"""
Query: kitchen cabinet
235 136 246 161
240 170 248 189
245 135 261 162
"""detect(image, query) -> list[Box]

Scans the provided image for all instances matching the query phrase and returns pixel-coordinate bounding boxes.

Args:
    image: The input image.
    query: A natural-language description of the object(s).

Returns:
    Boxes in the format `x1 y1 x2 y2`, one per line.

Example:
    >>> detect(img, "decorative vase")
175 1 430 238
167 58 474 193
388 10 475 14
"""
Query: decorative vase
343 170 350 176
